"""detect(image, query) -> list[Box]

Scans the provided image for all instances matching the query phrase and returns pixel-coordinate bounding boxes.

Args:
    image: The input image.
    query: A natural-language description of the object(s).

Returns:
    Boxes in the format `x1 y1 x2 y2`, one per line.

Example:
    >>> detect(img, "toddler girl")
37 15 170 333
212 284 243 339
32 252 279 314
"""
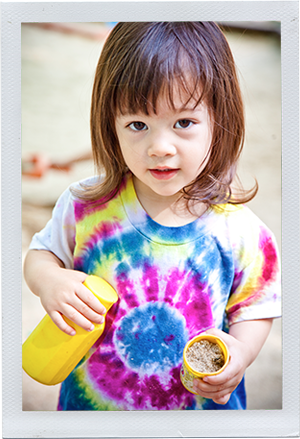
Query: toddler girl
24 22 281 410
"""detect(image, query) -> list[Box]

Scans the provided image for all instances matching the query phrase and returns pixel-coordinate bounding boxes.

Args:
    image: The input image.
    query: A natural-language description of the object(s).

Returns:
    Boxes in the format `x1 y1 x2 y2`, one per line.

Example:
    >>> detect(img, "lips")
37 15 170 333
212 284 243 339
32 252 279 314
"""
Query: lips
149 168 179 180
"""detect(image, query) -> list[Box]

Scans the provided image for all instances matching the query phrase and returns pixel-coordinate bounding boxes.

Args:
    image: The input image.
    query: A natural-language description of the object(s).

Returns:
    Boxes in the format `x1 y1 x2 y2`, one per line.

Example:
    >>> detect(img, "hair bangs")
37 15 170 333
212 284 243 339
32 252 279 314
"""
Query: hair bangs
113 26 211 116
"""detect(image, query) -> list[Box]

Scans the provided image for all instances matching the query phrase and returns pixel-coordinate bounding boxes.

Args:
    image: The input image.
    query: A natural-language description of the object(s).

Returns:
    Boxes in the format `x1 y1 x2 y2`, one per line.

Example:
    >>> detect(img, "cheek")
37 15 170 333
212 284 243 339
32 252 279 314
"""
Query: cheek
200 129 213 163
119 144 143 172
190 136 211 163
186 137 211 175
120 144 136 159
119 147 131 168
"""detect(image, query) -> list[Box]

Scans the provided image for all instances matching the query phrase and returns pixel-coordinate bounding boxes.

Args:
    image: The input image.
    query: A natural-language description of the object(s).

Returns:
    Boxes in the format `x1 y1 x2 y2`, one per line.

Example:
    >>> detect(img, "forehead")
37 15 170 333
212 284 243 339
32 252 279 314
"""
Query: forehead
118 76 207 116
163 80 205 109
153 89 209 118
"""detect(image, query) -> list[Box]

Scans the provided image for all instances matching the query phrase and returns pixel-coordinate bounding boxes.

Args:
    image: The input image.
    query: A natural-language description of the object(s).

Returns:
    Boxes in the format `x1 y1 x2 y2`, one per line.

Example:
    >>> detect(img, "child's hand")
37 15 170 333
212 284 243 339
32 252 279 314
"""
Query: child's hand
192 328 250 405
38 268 107 336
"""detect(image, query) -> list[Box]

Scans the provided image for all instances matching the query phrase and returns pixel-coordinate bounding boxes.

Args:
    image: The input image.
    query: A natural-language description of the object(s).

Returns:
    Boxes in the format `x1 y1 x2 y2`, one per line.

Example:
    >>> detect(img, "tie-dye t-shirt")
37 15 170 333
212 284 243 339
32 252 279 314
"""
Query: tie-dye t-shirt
29 172 281 410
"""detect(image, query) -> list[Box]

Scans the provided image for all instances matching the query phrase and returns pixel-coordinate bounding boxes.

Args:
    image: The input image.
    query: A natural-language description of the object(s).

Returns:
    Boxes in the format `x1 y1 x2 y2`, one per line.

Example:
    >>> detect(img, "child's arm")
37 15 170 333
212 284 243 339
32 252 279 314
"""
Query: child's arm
192 319 273 405
24 249 106 335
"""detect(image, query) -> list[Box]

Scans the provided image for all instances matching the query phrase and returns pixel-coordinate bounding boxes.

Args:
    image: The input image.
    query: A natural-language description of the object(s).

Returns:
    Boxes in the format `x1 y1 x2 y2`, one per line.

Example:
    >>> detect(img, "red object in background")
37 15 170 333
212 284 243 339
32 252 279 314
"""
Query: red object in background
22 154 71 178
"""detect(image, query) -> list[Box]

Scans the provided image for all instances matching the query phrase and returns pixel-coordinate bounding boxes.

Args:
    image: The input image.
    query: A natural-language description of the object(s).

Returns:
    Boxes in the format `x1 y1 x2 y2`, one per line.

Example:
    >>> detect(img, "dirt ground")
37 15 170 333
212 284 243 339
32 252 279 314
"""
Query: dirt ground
21 23 282 410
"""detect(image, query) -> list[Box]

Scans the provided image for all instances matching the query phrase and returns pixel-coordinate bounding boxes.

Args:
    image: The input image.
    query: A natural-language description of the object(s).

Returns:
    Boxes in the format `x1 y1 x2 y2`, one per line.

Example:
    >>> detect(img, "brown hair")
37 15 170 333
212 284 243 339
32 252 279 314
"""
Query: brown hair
74 22 257 207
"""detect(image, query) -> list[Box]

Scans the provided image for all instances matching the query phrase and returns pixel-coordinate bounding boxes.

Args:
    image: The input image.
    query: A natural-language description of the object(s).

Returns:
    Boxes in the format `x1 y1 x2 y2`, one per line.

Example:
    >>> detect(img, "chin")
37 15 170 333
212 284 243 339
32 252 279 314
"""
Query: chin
152 187 183 198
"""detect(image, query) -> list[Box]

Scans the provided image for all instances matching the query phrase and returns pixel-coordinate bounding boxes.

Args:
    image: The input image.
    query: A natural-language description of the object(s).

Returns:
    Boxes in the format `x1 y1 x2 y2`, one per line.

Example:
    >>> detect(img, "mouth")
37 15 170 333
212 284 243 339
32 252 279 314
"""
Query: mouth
149 167 179 180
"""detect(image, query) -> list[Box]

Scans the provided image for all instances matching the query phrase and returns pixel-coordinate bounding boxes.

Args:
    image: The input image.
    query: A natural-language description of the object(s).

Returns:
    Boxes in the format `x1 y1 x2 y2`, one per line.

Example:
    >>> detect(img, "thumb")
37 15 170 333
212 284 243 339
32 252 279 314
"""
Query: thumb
204 328 233 345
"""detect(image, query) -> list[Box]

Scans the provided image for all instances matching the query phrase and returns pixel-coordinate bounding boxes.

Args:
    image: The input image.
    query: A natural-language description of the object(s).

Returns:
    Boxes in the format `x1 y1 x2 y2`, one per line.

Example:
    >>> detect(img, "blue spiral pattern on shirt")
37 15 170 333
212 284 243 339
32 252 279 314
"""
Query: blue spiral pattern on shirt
114 302 188 374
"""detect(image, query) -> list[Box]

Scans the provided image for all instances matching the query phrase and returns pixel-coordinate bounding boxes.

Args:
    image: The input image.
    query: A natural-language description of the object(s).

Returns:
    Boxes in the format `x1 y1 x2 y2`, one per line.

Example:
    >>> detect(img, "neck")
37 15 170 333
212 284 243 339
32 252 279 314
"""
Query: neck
133 176 207 227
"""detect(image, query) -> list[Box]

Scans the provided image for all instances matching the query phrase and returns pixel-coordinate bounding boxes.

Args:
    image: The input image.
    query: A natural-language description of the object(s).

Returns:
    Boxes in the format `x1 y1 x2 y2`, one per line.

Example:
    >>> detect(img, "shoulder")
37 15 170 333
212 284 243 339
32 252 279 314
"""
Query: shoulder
70 174 129 223
212 203 273 236
210 203 279 265
69 175 103 197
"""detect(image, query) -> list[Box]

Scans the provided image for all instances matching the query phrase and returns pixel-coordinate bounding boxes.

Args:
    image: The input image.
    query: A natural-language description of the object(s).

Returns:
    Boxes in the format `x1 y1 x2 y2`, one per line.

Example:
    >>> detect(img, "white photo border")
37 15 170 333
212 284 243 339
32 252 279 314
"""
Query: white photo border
1 1 299 438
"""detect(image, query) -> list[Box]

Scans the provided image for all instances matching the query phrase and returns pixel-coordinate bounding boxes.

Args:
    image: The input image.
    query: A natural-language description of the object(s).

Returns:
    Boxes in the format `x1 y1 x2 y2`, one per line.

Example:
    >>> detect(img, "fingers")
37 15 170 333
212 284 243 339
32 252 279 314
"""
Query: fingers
66 295 105 327
75 283 107 316
192 361 241 405
193 376 230 394
193 381 234 405
67 283 107 327
40 271 111 335
56 280 108 332
49 285 107 335
213 394 231 405
50 300 105 335
205 327 233 345
193 377 236 404
50 310 77 336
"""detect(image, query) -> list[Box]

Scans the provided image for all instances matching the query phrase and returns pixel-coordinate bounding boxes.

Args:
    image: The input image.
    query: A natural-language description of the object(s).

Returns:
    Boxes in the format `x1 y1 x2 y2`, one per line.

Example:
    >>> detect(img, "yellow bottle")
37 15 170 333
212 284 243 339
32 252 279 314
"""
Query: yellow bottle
22 275 119 386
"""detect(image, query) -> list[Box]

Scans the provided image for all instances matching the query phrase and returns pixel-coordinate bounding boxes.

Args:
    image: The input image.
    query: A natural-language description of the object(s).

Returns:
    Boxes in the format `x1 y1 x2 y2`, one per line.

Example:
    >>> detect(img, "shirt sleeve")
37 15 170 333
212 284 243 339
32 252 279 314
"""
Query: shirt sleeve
226 220 281 326
29 185 76 269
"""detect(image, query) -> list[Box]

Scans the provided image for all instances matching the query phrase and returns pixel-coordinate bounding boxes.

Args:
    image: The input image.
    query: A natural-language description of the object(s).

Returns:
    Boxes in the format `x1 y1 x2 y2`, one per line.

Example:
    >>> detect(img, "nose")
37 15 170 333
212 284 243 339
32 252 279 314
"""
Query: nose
147 132 177 157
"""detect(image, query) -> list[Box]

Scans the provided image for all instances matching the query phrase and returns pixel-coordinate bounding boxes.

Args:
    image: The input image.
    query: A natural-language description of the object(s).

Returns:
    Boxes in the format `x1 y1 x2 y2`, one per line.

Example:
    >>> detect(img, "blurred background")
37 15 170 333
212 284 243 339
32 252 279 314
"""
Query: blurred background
21 22 282 411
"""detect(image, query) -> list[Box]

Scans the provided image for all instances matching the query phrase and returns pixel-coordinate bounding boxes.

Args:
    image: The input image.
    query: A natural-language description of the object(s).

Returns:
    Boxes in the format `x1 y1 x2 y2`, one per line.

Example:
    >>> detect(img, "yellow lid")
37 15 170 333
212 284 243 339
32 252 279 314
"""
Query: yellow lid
83 275 119 310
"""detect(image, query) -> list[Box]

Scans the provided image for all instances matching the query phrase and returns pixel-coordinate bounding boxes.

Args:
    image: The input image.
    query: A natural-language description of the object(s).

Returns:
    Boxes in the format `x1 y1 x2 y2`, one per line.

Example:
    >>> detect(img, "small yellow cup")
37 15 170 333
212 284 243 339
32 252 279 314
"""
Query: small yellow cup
180 333 230 394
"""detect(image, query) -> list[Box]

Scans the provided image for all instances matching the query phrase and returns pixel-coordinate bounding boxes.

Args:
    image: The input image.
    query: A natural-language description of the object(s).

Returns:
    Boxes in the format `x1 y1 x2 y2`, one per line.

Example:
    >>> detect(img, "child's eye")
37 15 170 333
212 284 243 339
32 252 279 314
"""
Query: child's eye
175 119 194 129
128 122 147 131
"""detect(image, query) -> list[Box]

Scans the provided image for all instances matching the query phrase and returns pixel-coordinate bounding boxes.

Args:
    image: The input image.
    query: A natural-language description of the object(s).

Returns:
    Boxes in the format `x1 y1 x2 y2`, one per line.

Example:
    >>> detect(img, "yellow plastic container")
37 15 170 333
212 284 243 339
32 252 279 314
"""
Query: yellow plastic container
22 275 119 386
180 333 229 394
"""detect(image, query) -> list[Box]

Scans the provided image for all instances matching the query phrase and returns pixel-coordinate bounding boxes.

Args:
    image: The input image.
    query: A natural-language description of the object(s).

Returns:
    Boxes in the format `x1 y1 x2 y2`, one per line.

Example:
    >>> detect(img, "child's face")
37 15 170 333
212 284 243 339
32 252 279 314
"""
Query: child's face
115 89 213 205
